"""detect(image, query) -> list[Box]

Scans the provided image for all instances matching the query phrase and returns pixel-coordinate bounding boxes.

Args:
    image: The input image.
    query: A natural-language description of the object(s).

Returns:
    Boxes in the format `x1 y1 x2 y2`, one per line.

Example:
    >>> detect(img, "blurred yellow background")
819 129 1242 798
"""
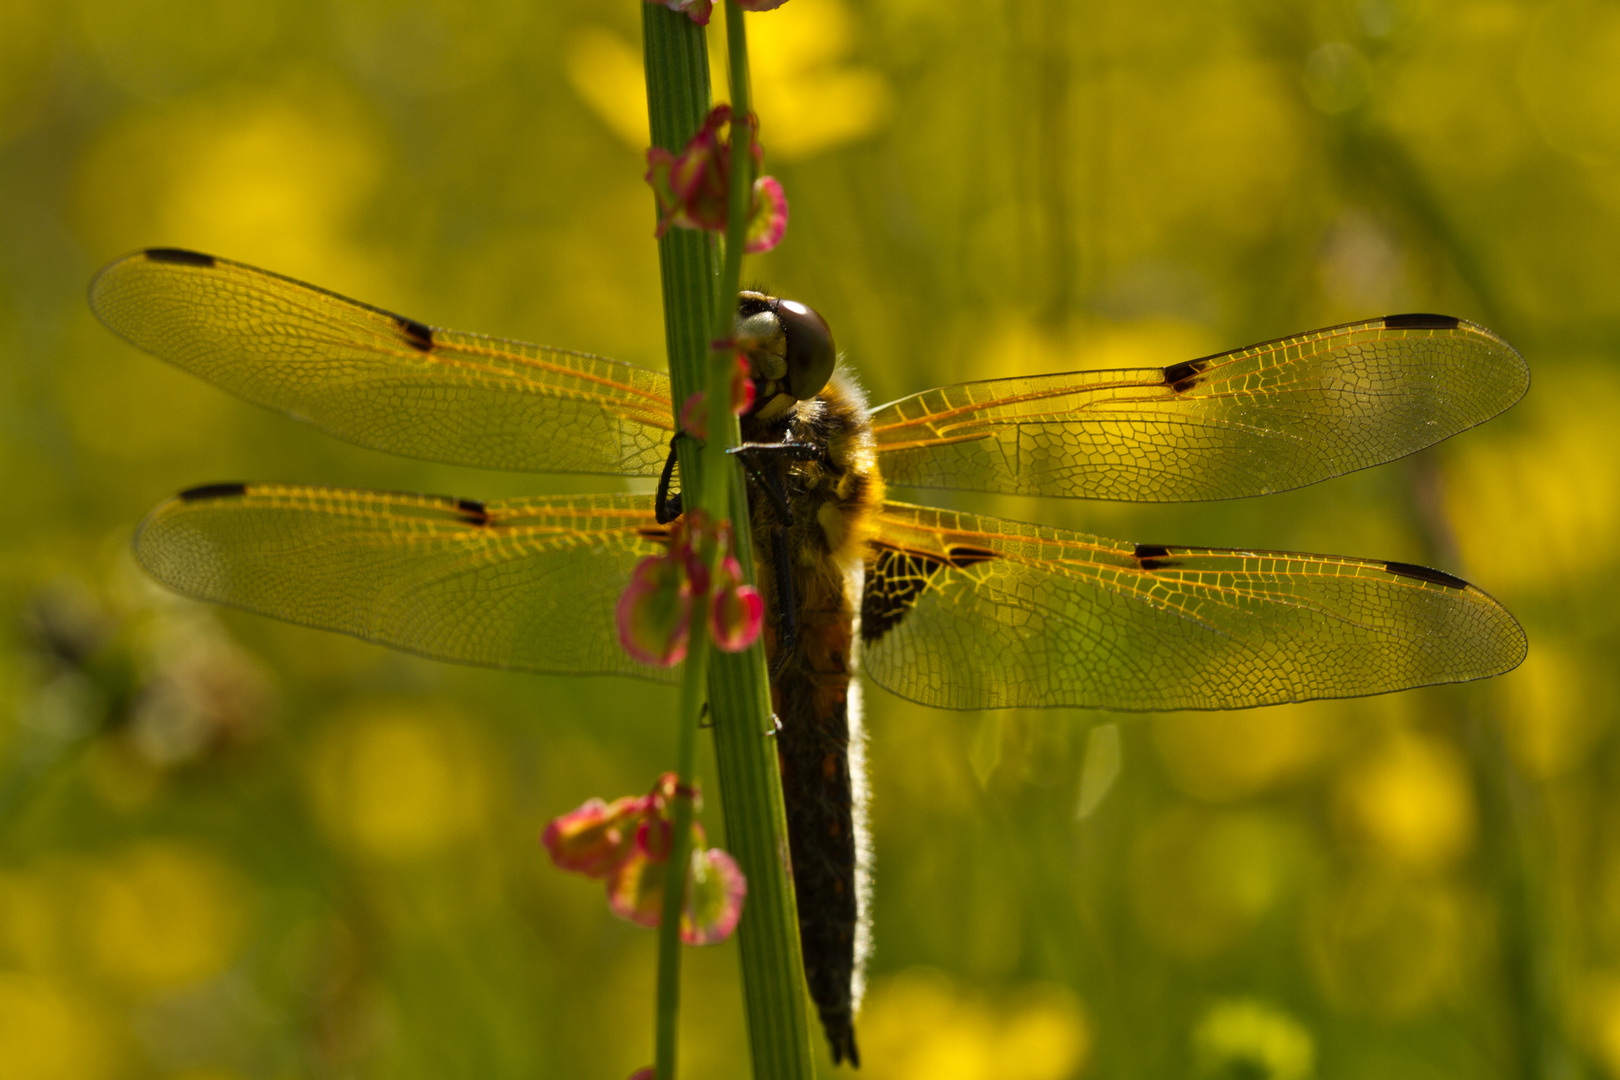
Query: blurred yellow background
0 0 1613 1077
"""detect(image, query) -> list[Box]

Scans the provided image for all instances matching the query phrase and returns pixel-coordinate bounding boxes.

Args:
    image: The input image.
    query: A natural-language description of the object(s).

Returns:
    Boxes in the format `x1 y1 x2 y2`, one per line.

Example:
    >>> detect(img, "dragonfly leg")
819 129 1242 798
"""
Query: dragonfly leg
655 437 685 524
768 524 799 680
730 448 791 522
730 441 819 524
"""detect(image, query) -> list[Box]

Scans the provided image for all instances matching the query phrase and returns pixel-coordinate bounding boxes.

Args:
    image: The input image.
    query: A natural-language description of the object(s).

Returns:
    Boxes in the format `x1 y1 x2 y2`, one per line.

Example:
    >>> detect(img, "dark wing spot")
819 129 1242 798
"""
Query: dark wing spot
399 317 434 352
455 497 489 526
1383 313 1461 331
1384 560 1468 590
144 248 216 268
1162 358 1210 393
637 526 673 544
861 544 952 644
946 545 997 569
178 482 248 501
1133 542 1178 571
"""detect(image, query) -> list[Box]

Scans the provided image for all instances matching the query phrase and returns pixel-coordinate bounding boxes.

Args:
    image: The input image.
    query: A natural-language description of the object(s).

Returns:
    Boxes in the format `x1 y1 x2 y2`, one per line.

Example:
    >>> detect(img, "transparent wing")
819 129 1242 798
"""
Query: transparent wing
869 315 1528 501
861 501 1526 710
134 483 677 681
91 249 674 476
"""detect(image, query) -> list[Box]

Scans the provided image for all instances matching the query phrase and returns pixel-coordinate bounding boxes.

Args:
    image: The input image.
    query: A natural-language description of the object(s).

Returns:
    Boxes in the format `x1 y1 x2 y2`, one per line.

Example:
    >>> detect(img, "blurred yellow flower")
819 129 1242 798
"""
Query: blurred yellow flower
310 704 491 861
1580 971 1620 1076
859 969 1089 1080
83 842 245 994
566 0 891 160
1191 998 1314 1080
743 0 893 160
1102 54 1306 253
0 973 116 1080
1333 731 1475 871
0 871 64 973
1445 364 1620 597
564 26 651 150
74 84 386 285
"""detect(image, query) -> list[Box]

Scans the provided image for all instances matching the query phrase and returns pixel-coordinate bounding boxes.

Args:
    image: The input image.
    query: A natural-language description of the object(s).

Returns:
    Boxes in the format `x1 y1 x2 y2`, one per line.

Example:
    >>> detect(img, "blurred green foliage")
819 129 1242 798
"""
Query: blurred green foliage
1 0 1616 1077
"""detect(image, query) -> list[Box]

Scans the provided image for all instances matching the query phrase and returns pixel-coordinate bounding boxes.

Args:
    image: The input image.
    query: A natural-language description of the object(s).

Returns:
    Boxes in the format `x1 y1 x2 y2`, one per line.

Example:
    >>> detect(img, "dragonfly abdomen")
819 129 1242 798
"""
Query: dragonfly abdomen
747 373 882 1066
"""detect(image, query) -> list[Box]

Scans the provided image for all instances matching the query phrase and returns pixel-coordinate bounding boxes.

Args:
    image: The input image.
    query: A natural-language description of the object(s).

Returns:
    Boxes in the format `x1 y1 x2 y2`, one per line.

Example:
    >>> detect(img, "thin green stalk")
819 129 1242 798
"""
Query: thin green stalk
700 2 754 523
654 624 708 1080
642 5 813 1079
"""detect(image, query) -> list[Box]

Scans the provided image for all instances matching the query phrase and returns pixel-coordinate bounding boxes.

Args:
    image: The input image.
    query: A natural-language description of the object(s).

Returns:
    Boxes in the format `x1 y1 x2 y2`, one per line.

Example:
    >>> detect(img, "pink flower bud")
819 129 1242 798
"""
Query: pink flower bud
608 820 709 928
547 774 740 944
645 106 789 254
709 555 763 652
646 107 732 238
744 176 789 254
681 847 747 945
616 550 693 667
542 793 654 879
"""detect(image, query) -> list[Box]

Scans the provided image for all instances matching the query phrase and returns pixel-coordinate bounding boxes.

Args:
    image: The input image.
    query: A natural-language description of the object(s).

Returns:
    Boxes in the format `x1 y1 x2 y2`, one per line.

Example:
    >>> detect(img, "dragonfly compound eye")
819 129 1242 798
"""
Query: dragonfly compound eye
777 299 835 401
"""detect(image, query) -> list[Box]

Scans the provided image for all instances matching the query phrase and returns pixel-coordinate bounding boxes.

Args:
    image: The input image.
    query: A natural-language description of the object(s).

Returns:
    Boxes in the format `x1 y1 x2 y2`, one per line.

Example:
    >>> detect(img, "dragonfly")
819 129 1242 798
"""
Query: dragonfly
92 247 1528 1067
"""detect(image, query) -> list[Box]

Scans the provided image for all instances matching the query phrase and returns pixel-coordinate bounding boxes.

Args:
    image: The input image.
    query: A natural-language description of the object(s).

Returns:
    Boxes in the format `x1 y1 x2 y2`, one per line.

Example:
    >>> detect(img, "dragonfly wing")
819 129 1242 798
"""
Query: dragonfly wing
870 315 1528 501
92 249 674 476
860 501 1526 710
135 484 677 681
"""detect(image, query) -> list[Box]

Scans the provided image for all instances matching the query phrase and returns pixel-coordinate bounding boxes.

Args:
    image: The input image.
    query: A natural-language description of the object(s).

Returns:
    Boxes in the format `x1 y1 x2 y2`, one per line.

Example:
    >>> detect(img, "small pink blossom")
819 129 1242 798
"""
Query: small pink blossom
709 554 764 652
646 107 735 237
609 820 708 927
745 176 789 254
616 546 694 667
682 846 747 944
546 774 744 945
645 106 788 253
541 792 652 878
618 511 765 667
735 0 791 9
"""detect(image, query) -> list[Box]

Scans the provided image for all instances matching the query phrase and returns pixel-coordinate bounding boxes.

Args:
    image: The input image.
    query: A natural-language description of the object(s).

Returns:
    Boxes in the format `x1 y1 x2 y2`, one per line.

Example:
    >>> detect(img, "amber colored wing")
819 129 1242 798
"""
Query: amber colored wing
91 249 674 476
860 502 1525 710
869 315 1528 501
134 484 676 681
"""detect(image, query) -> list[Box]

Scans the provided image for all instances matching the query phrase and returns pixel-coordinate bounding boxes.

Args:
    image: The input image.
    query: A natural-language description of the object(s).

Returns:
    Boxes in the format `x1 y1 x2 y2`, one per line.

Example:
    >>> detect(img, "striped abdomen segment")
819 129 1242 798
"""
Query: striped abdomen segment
772 586 864 1067
777 612 868 1068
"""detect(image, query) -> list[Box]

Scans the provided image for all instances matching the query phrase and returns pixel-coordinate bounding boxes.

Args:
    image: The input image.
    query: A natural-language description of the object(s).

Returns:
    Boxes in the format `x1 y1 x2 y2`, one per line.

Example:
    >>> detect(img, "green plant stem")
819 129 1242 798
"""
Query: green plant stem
654 623 708 1080
700 3 753 520
642 5 813 1080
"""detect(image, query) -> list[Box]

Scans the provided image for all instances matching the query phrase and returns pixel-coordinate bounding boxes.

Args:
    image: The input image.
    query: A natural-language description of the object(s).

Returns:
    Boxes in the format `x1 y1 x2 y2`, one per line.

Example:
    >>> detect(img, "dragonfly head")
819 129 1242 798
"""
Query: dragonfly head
735 291 836 420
